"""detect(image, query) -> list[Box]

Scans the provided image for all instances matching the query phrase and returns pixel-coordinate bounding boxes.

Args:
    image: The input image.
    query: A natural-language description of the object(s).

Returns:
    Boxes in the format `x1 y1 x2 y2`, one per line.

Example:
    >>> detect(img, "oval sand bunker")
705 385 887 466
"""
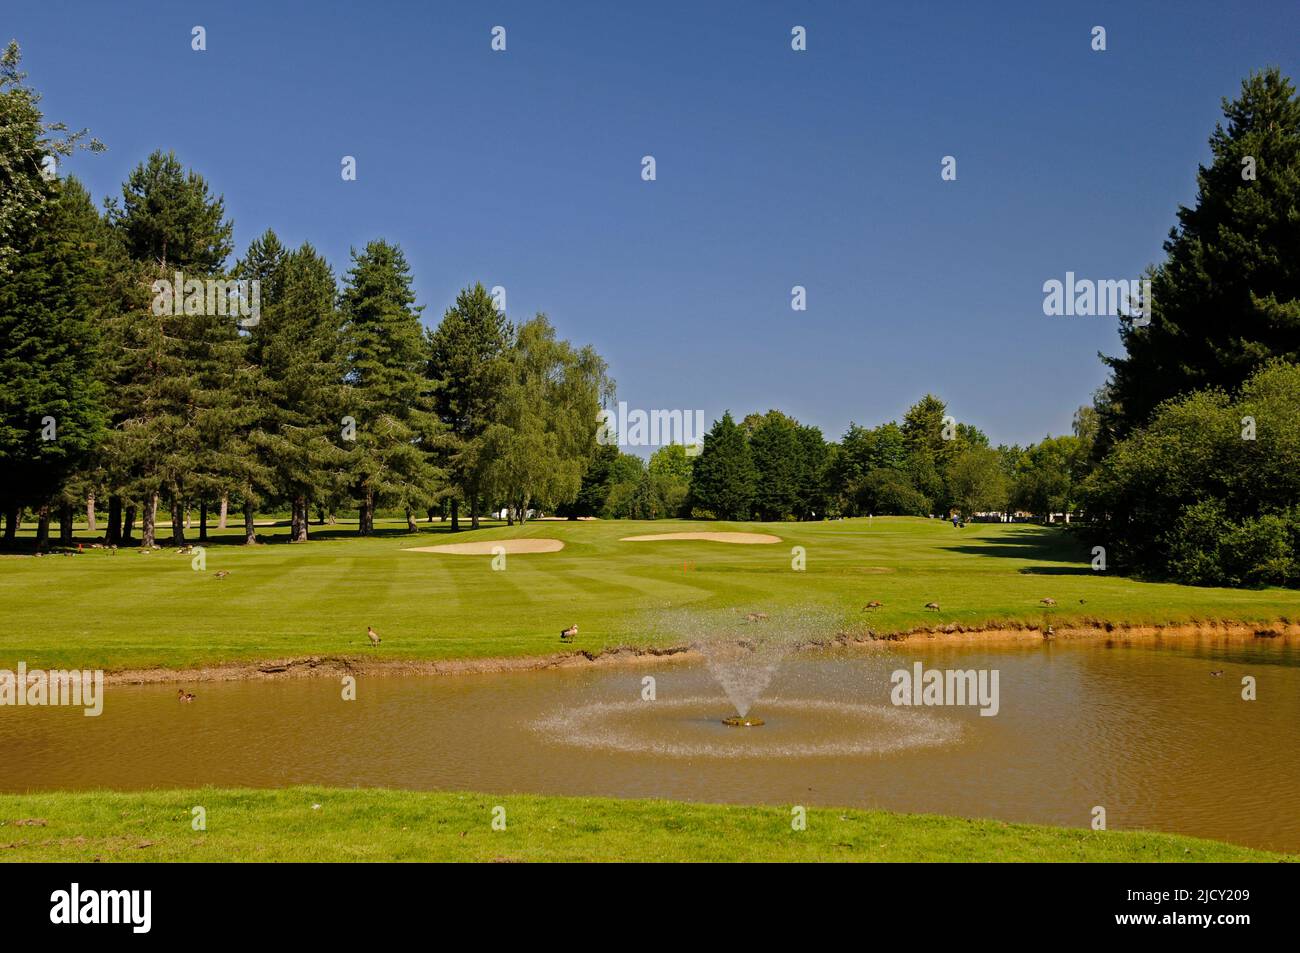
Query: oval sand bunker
405 538 565 555
620 532 781 544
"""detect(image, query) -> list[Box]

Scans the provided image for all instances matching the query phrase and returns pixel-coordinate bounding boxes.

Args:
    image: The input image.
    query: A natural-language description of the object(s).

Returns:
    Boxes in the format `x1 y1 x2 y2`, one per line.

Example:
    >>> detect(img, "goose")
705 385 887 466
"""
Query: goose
925 602 940 612
560 624 579 642
367 626 381 647
862 601 884 610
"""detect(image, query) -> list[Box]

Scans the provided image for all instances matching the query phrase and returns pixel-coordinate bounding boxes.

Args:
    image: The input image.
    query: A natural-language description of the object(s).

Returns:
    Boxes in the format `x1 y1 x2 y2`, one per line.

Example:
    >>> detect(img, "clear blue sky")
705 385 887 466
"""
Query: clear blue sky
9 1 1299 448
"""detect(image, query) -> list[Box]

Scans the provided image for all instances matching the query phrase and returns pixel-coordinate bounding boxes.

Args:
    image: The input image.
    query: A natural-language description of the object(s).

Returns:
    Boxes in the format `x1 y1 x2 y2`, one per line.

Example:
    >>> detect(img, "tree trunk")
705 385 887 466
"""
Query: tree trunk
199 500 208 542
141 494 158 548
59 501 74 545
506 505 514 526
405 506 417 533
86 494 96 534
293 496 309 542
123 503 136 543
3 506 17 545
358 488 374 536
36 505 50 549
218 493 228 530
243 500 256 544
470 488 480 530
450 498 459 531
171 499 187 546
107 495 122 545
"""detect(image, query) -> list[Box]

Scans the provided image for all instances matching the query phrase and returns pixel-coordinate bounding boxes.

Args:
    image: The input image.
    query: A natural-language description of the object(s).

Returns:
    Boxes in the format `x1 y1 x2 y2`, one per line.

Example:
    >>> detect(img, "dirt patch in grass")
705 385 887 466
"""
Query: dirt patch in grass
103 646 699 685
98 621 1299 685
619 532 782 544
404 538 564 555
837 619 1300 648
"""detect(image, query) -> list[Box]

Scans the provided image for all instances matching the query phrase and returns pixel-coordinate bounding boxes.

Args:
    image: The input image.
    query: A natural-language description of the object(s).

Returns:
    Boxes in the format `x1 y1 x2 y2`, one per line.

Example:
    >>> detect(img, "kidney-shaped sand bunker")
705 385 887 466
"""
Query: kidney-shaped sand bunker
404 539 565 555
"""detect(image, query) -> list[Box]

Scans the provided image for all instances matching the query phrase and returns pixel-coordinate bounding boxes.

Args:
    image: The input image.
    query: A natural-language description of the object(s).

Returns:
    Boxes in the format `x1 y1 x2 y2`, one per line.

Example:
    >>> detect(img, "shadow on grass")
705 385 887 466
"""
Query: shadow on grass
0 519 513 552
1017 566 1094 576
943 525 1092 571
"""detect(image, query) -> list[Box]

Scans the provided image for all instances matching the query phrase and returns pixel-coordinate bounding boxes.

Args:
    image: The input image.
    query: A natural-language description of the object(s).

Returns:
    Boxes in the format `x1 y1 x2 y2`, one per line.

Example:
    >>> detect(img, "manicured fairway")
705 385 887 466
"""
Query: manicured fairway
2 516 1298 671
0 788 1287 862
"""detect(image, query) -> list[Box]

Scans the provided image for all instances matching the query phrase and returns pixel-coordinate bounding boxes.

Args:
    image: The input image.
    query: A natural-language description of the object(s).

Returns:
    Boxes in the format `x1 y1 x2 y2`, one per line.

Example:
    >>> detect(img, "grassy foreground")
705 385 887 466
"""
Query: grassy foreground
3 516 1298 671
0 788 1287 862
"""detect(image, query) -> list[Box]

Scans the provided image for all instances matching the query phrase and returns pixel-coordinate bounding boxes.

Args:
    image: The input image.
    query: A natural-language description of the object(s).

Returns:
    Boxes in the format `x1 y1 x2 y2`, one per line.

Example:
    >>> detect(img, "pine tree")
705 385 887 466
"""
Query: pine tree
564 440 620 517
0 176 107 545
746 410 801 520
426 283 511 530
1103 68 1300 438
104 151 235 546
793 423 830 519
239 234 346 541
340 240 440 534
689 412 757 520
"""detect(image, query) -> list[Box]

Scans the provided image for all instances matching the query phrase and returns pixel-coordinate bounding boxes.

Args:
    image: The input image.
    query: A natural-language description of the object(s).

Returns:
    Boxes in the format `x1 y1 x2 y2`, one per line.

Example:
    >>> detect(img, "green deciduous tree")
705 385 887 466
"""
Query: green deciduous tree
481 314 610 522
1083 361 1300 586
0 42 103 279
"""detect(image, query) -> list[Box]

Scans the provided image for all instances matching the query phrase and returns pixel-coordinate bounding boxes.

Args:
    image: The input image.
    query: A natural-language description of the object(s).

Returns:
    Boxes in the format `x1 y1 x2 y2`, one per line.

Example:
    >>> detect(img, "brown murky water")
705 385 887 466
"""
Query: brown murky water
4 638 1299 851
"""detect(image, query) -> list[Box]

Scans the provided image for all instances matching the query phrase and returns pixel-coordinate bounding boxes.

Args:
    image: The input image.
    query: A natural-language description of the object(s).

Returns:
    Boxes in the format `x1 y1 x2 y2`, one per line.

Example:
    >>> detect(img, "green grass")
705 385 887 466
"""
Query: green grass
3 516 1297 671
0 787 1286 862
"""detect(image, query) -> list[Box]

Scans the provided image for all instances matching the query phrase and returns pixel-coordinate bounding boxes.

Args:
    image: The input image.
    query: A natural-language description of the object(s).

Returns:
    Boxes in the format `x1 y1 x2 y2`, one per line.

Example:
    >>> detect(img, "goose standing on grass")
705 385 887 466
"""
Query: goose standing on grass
561 624 579 642
925 602 940 612
862 601 883 610
367 626 381 647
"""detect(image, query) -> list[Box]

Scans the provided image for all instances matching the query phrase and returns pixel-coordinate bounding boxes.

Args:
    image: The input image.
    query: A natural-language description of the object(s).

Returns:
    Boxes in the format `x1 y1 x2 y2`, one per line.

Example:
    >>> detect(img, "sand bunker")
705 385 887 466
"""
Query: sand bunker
405 538 565 555
619 532 781 544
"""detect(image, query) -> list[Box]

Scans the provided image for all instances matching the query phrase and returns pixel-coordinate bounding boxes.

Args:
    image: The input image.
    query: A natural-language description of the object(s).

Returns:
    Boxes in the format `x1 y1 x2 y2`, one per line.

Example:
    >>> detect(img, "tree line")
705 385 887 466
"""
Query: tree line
3 46 1299 588
563 398 1095 524
0 44 610 547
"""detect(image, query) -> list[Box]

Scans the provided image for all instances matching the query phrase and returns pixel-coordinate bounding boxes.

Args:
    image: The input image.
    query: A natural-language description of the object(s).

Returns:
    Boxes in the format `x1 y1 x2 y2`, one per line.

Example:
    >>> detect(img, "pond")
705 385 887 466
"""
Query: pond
4 636 1298 852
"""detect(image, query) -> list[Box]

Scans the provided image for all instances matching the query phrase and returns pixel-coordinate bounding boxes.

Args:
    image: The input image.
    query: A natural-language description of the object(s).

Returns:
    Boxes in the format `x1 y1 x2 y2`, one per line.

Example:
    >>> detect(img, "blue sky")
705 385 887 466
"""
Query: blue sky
9 0 1300 448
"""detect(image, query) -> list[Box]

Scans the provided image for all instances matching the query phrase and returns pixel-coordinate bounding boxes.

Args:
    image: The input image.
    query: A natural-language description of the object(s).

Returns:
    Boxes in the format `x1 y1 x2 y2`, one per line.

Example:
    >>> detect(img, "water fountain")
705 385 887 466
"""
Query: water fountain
681 608 808 724
530 606 962 758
